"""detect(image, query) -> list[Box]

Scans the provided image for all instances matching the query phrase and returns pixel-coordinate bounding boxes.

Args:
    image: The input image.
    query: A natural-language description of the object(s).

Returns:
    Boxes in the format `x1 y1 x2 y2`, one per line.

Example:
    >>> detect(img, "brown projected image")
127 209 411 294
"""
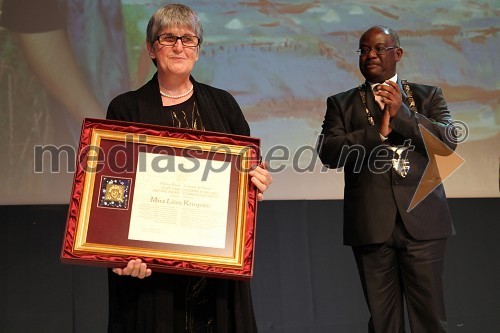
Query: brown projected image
0 0 498 204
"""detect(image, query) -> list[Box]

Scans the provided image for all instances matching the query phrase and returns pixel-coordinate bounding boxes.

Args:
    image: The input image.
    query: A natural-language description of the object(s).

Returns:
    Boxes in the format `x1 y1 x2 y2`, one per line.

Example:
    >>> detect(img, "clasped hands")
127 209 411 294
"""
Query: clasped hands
375 80 402 138
112 161 272 279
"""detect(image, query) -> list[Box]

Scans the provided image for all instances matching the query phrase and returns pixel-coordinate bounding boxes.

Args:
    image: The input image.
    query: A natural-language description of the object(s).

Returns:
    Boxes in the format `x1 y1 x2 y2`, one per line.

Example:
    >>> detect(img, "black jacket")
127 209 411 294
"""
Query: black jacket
106 74 257 333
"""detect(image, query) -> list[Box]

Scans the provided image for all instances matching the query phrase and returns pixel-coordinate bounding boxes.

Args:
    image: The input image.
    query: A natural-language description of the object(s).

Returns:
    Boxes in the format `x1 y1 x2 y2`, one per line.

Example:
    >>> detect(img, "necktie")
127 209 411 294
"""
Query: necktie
373 84 385 110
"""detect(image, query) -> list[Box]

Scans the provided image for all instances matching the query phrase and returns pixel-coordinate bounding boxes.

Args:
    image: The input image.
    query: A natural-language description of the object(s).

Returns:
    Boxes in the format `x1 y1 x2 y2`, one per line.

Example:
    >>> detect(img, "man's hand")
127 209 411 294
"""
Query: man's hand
379 107 392 138
375 80 402 118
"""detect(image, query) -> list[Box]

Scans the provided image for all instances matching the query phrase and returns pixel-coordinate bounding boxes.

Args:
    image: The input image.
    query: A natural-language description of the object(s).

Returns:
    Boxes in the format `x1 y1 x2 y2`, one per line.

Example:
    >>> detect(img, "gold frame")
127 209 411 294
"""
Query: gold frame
61 119 260 279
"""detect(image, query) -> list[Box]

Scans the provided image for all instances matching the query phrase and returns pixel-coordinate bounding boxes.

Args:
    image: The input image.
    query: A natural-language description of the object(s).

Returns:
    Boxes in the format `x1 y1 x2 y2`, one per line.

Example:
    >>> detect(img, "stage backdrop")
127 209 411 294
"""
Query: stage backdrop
0 0 498 204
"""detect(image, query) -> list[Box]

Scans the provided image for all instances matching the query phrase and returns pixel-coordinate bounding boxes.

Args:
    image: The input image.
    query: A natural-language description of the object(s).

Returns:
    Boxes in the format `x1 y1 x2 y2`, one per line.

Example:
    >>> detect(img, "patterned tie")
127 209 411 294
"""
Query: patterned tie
373 84 385 110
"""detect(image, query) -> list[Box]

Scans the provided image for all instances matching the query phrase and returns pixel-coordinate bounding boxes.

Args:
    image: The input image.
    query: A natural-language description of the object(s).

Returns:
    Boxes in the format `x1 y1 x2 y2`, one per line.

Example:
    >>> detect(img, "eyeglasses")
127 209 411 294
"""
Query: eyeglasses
356 46 399 56
156 34 200 47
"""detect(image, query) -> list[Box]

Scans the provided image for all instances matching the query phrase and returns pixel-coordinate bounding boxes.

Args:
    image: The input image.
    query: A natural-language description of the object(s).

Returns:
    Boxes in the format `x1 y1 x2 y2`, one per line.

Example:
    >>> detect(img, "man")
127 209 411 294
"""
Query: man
318 25 456 332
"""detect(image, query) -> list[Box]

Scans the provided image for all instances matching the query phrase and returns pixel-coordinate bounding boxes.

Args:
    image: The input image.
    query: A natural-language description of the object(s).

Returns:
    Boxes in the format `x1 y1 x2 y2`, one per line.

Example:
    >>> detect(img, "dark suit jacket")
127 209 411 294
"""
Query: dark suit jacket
318 80 456 246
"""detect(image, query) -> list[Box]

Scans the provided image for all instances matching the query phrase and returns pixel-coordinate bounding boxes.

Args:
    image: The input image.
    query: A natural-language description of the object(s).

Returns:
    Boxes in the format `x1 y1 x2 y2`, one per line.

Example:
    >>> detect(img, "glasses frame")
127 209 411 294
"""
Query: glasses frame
356 46 399 56
156 33 200 47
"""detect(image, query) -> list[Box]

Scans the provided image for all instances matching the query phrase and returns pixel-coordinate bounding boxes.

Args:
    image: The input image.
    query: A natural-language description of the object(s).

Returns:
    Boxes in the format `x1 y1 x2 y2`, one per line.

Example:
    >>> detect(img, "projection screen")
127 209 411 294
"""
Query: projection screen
0 0 498 204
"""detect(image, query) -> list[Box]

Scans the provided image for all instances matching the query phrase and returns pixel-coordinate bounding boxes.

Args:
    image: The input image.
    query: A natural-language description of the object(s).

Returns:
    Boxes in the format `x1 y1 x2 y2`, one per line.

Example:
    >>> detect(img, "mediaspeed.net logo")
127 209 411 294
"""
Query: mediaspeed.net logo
407 122 466 211
31 120 468 211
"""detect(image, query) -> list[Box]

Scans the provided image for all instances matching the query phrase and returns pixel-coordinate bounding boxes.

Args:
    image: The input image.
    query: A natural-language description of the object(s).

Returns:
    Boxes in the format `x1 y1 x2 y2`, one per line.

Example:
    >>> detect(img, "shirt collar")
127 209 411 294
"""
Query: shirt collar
369 74 398 90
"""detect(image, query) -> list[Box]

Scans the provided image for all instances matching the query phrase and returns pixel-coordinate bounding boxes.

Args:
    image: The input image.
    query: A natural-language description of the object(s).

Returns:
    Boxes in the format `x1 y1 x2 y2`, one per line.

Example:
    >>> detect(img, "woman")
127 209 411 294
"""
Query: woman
106 4 272 333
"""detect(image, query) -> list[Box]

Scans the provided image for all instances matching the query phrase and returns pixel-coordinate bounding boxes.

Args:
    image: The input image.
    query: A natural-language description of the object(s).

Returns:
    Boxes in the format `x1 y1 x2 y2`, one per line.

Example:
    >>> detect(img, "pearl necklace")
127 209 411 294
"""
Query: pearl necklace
160 85 194 99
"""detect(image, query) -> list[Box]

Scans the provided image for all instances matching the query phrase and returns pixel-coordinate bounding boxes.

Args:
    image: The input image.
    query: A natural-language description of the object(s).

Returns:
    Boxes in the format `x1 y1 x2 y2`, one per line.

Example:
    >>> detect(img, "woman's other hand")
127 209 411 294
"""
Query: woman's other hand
249 161 272 201
112 259 152 279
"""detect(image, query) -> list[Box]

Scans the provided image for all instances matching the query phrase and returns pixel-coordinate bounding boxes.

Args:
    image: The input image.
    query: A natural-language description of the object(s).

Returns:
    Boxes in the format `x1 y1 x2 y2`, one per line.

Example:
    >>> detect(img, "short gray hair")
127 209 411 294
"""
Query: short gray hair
146 4 203 47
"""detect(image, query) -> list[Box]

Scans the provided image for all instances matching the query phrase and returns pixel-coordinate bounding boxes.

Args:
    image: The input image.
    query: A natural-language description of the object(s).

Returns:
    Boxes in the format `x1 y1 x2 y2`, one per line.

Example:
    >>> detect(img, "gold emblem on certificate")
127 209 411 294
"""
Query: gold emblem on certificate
105 184 125 202
98 176 132 209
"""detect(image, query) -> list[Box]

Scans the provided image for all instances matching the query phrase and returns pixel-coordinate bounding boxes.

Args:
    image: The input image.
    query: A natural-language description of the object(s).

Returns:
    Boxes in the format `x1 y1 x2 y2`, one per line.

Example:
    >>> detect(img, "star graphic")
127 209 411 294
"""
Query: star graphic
407 124 465 212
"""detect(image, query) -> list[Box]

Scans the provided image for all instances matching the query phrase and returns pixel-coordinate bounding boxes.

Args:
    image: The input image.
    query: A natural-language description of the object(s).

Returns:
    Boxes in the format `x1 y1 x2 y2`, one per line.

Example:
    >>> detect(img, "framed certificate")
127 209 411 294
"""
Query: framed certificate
61 118 260 280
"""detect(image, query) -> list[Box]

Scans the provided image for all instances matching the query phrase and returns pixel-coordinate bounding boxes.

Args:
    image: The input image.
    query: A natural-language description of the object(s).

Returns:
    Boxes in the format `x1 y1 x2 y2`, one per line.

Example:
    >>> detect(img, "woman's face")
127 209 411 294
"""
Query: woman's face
147 25 199 77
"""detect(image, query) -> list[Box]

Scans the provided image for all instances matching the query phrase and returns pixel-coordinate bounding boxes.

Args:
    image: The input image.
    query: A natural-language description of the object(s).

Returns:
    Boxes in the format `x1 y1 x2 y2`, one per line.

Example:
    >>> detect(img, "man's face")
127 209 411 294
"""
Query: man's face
358 28 402 83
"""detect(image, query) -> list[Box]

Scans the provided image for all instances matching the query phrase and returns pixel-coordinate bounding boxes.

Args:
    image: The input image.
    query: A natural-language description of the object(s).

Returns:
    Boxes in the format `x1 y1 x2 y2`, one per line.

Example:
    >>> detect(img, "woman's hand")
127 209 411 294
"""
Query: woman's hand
112 259 152 279
249 161 272 201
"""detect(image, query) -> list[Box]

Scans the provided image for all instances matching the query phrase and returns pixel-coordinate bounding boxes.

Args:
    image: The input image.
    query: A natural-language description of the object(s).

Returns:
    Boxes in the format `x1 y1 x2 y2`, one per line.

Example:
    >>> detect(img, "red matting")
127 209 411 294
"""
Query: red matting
61 118 260 280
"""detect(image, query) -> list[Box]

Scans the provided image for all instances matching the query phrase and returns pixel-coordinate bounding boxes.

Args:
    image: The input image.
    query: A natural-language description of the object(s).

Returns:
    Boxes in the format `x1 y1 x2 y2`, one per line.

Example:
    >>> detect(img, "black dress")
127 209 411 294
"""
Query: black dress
106 74 257 333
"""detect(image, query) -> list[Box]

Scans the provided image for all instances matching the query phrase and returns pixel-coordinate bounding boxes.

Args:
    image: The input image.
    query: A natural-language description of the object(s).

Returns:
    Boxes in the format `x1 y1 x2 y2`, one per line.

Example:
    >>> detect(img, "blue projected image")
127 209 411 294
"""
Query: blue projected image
0 0 498 203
